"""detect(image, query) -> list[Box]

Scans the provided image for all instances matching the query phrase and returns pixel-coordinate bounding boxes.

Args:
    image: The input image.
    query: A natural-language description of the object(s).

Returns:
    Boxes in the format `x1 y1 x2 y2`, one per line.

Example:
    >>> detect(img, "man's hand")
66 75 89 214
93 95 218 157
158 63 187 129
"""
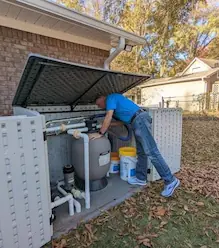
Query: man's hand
88 132 103 140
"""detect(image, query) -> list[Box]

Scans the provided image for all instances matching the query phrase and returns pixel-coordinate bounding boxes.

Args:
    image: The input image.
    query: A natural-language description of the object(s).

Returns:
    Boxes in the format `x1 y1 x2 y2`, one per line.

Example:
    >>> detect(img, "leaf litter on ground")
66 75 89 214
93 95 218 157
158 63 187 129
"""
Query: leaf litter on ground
47 118 219 248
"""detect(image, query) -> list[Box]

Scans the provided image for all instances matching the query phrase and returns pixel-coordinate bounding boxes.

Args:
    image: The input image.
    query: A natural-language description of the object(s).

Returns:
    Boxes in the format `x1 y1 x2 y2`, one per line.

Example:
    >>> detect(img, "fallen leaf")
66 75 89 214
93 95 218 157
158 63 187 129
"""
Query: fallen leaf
146 234 158 238
160 221 168 228
159 198 167 203
196 202 205 206
107 226 114 230
205 231 210 237
59 239 67 248
155 206 166 216
130 197 136 203
138 238 151 247
184 205 189 211
85 224 92 233
143 240 152 247
183 240 193 248
75 231 80 241
52 241 59 248
87 231 92 243
216 240 219 243
52 239 67 248
204 213 215 218
137 235 146 240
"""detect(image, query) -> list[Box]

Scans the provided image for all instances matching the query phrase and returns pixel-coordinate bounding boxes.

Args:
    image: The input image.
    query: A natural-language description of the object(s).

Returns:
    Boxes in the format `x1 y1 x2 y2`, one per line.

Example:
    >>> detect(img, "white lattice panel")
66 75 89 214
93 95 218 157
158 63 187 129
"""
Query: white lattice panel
0 115 51 248
148 108 182 181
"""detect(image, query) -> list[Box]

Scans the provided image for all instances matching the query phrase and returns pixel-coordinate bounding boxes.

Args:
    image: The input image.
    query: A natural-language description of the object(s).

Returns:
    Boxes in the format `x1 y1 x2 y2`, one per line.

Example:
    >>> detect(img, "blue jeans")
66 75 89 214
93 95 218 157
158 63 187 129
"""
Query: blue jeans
131 111 175 184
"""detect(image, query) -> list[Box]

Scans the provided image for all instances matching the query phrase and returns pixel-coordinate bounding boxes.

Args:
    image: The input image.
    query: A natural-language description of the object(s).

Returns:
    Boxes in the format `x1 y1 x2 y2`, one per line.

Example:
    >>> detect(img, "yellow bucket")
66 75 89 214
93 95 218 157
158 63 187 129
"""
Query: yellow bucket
119 147 136 157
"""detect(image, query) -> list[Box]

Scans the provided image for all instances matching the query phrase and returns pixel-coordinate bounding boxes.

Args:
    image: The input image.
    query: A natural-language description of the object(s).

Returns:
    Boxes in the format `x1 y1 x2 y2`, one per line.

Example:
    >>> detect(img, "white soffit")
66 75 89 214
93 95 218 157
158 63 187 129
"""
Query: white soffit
0 0 146 50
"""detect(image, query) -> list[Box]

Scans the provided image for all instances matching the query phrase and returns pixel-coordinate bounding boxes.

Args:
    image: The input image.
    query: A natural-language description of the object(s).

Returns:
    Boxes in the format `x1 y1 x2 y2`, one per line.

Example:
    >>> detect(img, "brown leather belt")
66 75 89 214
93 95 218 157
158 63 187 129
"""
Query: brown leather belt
130 109 145 124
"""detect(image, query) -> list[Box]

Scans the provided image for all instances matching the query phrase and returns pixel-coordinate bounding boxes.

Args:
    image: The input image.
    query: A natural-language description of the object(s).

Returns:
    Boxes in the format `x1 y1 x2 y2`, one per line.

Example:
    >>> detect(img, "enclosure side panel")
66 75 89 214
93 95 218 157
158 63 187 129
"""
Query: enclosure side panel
148 109 182 181
0 116 51 248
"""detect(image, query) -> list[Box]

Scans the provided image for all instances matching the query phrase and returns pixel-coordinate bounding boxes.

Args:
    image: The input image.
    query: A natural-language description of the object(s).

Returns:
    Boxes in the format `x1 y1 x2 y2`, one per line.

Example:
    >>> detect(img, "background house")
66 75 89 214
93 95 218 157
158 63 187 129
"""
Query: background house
0 0 145 116
139 57 219 111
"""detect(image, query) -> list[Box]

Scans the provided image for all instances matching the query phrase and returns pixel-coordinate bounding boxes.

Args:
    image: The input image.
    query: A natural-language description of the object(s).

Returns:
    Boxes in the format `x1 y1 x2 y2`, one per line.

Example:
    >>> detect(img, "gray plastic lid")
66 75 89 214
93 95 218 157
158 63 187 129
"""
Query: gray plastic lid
13 54 150 108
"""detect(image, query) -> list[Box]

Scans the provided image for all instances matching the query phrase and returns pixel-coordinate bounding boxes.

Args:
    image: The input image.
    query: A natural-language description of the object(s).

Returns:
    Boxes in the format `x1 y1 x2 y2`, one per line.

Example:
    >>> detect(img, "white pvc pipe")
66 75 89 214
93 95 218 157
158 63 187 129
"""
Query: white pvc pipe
51 196 68 208
73 199 81 213
67 125 102 135
57 181 81 213
67 127 88 135
79 133 90 209
57 181 68 196
46 117 85 127
67 129 91 209
55 182 74 216
51 194 74 216
46 122 86 133
66 195 74 216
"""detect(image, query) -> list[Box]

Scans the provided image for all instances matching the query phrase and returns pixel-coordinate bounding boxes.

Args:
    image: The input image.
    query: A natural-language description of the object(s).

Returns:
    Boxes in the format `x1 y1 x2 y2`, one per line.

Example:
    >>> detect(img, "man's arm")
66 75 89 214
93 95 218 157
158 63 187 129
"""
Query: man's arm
99 110 114 134
88 110 114 140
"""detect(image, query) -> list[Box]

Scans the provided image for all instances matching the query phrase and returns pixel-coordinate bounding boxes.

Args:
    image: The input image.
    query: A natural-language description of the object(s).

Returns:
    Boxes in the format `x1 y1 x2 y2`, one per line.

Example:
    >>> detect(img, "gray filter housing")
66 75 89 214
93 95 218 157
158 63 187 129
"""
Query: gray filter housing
72 136 111 181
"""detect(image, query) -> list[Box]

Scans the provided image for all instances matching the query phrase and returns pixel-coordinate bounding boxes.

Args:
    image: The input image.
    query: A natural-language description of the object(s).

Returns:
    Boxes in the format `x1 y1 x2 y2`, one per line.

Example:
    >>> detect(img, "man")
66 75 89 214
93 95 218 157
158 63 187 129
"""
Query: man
89 93 180 197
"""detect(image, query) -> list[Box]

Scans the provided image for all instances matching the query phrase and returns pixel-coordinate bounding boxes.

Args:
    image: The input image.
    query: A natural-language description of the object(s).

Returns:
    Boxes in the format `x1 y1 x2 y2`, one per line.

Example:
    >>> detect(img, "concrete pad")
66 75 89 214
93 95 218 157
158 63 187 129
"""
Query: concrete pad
53 174 142 238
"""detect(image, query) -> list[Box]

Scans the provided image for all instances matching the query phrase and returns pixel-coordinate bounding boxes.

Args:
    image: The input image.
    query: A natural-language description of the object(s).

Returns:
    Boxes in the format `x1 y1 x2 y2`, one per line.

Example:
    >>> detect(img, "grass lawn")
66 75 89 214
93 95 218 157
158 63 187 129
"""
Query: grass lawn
52 119 219 248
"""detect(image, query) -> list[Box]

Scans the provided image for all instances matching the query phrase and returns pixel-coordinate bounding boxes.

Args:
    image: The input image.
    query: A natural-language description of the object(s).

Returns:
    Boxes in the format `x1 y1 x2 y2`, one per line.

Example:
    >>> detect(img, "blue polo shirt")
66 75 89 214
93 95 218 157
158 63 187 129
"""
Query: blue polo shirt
106 93 140 123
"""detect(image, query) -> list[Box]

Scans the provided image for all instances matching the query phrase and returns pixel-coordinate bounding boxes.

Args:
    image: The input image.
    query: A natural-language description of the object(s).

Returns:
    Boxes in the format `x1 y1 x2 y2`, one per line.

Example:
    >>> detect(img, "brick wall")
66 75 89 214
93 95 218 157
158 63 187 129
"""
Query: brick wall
0 26 109 115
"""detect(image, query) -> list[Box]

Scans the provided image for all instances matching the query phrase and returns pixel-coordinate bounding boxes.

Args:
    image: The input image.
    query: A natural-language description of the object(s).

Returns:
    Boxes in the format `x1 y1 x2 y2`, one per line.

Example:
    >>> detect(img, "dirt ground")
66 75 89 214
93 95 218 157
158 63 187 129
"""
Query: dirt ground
51 119 219 248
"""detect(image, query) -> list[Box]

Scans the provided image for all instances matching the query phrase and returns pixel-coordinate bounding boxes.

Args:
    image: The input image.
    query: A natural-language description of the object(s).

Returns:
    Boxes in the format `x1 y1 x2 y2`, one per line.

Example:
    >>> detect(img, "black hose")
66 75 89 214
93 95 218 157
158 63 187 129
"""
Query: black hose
90 114 132 141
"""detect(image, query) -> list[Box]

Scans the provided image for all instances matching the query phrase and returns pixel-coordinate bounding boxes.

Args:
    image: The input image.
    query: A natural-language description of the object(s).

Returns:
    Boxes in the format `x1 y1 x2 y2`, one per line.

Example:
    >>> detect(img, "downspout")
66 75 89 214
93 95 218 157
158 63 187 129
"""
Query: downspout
104 37 126 70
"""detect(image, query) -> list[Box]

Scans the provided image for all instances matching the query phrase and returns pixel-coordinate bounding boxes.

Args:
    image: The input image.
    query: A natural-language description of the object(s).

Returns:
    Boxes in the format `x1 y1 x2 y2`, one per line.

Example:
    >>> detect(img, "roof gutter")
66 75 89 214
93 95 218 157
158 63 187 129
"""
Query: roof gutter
12 0 146 46
104 37 125 70
140 77 202 88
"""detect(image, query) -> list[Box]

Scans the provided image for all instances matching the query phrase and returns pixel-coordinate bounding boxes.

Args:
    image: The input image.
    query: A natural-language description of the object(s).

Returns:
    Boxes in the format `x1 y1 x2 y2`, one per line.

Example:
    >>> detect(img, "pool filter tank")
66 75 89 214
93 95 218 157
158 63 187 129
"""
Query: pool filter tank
72 135 111 191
